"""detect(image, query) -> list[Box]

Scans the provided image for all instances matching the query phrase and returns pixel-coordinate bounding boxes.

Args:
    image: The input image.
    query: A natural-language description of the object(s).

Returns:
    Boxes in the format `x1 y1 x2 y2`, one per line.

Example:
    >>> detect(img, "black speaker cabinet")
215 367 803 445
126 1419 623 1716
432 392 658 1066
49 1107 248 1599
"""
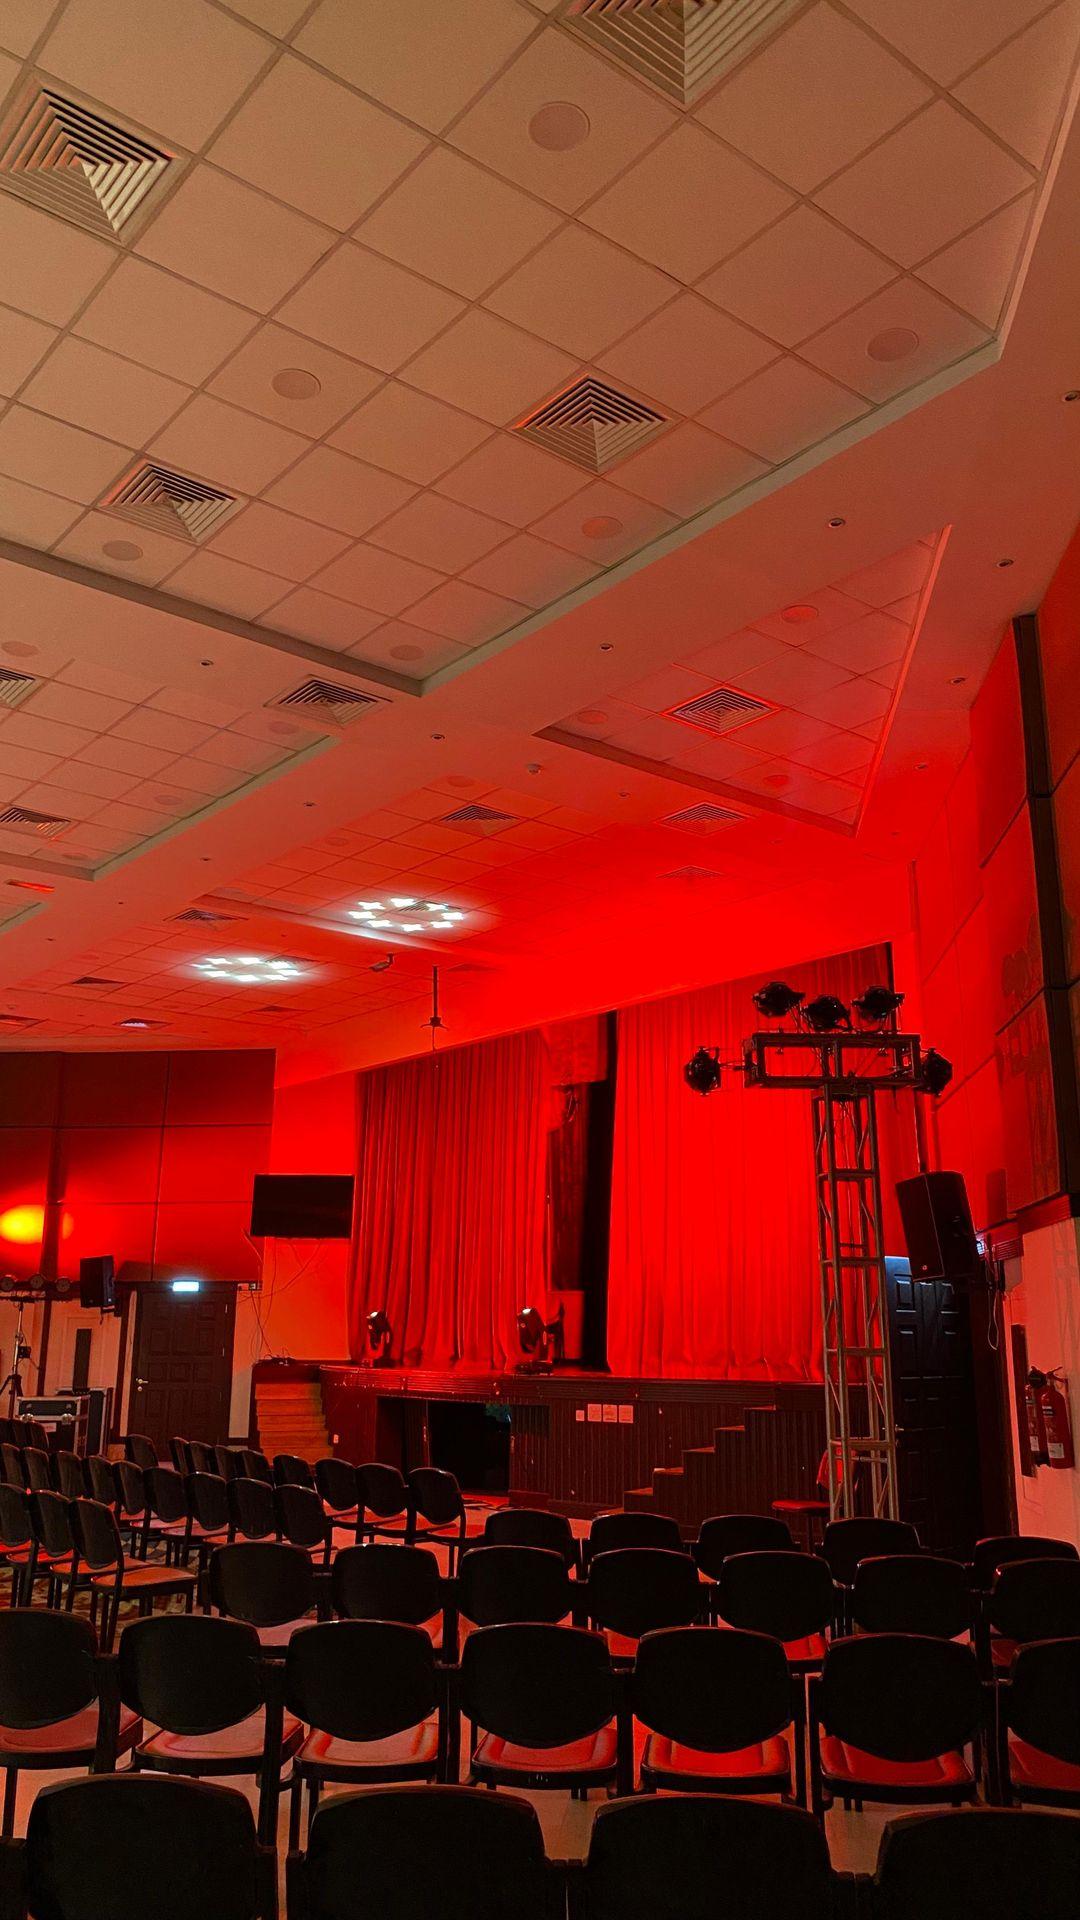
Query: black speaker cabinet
78 1255 115 1312
896 1172 980 1282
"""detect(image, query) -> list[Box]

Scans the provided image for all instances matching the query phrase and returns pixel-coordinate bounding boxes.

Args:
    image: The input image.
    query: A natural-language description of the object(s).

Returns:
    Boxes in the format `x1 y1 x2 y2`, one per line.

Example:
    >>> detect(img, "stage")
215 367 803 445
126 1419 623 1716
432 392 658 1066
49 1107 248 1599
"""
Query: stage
251 1361 826 1527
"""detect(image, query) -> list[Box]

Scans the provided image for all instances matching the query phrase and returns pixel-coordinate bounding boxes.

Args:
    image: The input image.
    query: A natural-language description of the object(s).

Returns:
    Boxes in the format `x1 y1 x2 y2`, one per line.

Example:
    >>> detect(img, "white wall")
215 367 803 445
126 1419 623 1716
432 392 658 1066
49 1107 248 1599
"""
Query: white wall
1004 1216 1080 1548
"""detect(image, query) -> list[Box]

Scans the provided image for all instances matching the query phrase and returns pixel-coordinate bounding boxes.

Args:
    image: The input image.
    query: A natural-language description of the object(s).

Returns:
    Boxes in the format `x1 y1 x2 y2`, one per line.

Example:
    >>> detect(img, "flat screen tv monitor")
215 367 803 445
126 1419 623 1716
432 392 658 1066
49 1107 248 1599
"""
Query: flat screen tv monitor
250 1174 355 1240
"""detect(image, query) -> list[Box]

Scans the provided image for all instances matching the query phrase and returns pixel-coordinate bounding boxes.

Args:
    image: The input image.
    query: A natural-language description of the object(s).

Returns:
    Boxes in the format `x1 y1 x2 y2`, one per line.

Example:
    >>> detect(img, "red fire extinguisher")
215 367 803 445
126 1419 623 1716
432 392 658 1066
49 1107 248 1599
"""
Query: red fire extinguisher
1023 1370 1047 1466
1028 1368 1075 1470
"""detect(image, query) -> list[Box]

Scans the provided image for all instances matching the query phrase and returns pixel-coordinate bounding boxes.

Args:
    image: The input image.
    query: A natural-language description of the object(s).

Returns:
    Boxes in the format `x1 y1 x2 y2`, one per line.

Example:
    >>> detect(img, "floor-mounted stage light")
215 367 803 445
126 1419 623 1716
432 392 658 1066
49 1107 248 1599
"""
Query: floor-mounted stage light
752 981 805 1022
853 985 905 1027
516 1303 564 1373
921 1048 953 1095
684 1046 723 1095
363 1310 393 1366
802 994 852 1033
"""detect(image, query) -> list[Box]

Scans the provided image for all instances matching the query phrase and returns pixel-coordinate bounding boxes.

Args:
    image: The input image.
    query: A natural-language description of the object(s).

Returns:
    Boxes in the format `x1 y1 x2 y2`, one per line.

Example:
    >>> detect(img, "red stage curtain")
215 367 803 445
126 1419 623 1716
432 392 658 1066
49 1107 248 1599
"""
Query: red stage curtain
347 1029 549 1369
606 944 914 1380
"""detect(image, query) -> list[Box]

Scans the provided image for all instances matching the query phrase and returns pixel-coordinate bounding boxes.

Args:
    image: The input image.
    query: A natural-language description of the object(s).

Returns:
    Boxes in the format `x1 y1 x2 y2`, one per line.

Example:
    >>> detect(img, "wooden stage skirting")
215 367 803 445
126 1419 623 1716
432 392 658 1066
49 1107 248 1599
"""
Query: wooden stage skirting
251 1362 826 1529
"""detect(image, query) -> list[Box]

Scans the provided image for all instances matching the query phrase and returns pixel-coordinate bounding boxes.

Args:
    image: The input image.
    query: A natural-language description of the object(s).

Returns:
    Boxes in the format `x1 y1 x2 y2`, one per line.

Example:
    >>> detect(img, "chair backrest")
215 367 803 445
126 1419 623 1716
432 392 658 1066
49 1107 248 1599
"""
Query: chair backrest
988 1558 1080 1644
632 1625 793 1751
971 1533 1078 1591
22 1445 52 1493
1007 1639 1080 1766
873 1808 1080 1920
694 1513 794 1577
717 1550 834 1643
117 1613 263 1733
273 1453 314 1488
114 1459 149 1520
146 1465 188 1526
408 1466 463 1527
24 1775 270 1920
187 1441 217 1476
125 1434 157 1472
332 1544 442 1626
217 1448 246 1483
457 1545 572 1627
83 1453 117 1506
31 1487 76 1561
22 1420 49 1452
0 1480 32 1549
285 1620 437 1741
70 1497 124 1573
460 1622 616 1749
293 1786 551 1920
0 1609 98 1729
586 1511 683 1565
850 1554 971 1639
276 1481 330 1551
587 1547 703 1640
822 1518 921 1586
228 1475 278 1542
357 1461 409 1519
170 1437 193 1474
0 1442 24 1486
315 1456 358 1515
240 1449 273 1484
53 1450 85 1500
210 1540 315 1628
481 1506 578 1568
582 1795 834 1920
187 1471 230 1535
817 1634 983 1760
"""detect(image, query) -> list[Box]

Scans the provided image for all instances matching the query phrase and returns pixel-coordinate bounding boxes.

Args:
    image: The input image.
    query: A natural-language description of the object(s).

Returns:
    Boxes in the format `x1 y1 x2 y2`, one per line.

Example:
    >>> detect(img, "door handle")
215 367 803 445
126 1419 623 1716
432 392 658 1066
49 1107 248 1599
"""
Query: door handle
134 1376 149 1389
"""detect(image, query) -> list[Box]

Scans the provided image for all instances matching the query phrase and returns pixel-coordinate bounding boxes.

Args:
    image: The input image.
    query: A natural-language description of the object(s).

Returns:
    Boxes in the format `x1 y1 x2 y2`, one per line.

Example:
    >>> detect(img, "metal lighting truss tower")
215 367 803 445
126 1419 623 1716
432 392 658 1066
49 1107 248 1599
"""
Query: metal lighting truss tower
743 1030 928 1522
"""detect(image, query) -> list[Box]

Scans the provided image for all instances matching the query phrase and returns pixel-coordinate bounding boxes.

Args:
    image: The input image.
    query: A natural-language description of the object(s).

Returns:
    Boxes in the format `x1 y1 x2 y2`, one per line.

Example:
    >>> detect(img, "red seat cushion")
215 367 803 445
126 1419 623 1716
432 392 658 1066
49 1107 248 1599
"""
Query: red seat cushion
784 1633 827 1667
254 1615 316 1649
643 1732 790 1786
474 1725 617 1775
1008 1736 1080 1796
140 1708 302 1766
0 1703 140 1758
772 1501 828 1515
91 1565 195 1592
820 1735 973 1791
299 1720 438 1771
990 1635 1020 1671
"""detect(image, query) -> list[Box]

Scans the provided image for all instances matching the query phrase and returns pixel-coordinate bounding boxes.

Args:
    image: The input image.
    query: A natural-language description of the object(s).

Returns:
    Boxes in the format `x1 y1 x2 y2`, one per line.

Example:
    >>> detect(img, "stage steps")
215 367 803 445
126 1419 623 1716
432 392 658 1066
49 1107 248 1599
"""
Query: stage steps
254 1376 329 1460
621 1398 826 1534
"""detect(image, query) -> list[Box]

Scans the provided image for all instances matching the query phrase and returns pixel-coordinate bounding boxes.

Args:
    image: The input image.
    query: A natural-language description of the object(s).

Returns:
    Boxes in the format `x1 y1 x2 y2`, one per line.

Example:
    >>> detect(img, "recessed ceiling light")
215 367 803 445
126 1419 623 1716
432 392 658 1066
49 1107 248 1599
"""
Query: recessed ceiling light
582 514 623 540
102 539 143 561
915 761 929 771
271 367 322 400
347 899 467 938
867 326 920 363
781 604 818 625
599 642 614 652
1063 390 1080 402
194 955 306 984
997 557 1014 569
827 516 846 529
576 709 608 725
2 642 36 658
431 731 445 741
200 658 213 667
948 675 967 686
528 100 591 150
764 772 790 788
390 643 424 661
445 775 475 789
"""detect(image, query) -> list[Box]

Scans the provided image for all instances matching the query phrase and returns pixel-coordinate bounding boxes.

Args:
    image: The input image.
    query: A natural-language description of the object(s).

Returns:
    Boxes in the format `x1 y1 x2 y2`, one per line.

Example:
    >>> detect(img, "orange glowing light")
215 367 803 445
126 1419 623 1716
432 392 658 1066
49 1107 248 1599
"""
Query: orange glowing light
0 1206 74 1245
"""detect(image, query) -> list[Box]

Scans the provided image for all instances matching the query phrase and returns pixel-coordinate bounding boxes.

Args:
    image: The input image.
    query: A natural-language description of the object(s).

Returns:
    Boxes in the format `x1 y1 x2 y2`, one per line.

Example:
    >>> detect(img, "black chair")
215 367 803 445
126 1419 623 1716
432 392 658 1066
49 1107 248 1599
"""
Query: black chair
314 1457 360 1534
0 1448 23 1490
982 1557 1080 1676
69 1498 196 1652
455 1545 573 1661
716 1550 834 1673
999 1637 1080 1808
82 1454 117 1509
459 1622 620 1797
284 1621 444 1846
145 1466 228 1579
240 1449 274 1484
573 1793 835 1920
8 1773 277 1920
694 1513 795 1583
810 1633 984 1816
850 1555 971 1640
210 1540 321 1650
229 1475 279 1543
971 1534 1078 1593
407 1468 483 1574
187 1472 232 1564
0 1610 141 1836
632 1625 801 1803
870 1806 1080 1920
274 1453 314 1489
52 1452 85 1502
356 1462 410 1543
0 1486 37 1608
27 1490 77 1611
118 1612 302 1843
113 1460 156 1561
124 1434 157 1472
331 1544 445 1650
276 1482 333 1567
586 1547 703 1663
188 1442 218 1477
170 1437 193 1474
286 1785 553 1920
583 1511 683 1569
481 1506 579 1571
823 1519 921 1628
20 1449 51 1497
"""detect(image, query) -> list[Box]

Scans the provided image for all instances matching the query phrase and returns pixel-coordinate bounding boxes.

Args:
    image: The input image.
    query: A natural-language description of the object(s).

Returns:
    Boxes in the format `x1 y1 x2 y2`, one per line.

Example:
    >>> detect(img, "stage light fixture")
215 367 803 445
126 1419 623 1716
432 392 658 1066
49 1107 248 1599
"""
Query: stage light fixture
853 985 905 1027
516 1303 564 1371
684 1046 723 1095
752 981 804 1022
922 1048 953 1096
195 956 305 985
348 899 467 938
364 1309 393 1365
802 995 852 1033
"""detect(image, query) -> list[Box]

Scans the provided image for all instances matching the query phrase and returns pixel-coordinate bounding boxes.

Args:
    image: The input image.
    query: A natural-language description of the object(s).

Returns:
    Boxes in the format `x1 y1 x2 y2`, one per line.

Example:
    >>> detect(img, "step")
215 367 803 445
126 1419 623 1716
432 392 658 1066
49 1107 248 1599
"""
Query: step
622 1486 656 1512
649 1466 685 1522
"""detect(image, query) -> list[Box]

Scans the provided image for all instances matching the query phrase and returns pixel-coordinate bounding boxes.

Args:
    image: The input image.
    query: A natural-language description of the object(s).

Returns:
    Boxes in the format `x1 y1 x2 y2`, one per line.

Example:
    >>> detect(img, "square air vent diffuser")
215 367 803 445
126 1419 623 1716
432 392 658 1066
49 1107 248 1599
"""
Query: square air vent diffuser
0 78 172 237
662 864 726 880
667 685 774 734
0 669 38 710
101 462 239 543
662 802 744 834
71 975 122 988
516 376 665 473
269 679 385 727
171 908 245 926
0 805 70 839
561 0 805 105
439 804 517 834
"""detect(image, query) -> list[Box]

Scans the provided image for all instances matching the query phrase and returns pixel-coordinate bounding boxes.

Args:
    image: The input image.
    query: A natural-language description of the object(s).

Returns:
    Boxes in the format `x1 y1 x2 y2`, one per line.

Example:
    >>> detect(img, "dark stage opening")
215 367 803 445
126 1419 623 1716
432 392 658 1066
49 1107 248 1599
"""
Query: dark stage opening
429 1400 511 1494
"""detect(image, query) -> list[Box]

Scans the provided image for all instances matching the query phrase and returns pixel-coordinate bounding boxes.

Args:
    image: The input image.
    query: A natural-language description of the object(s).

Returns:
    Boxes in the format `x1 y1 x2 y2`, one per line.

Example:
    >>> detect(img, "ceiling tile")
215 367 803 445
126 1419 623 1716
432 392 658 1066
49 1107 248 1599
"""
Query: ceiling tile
787 731 873 778
310 542 445 615
734 759 856 814
277 243 464 374
615 422 768 517
357 149 561 299
598 293 777 415
620 664 714 713
0 406 130 504
0 473 81 546
815 102 1032 269
265 446 416 538
464 531 597 608
751 587 868 644
25 681 132 730
449 28 675 213
659 733 768 781
530 481 677 561
604 713 684 761
162 549 289 619
347 624 471 677
1 711 96 756
584 123 793 282
54 512 192 584
796 676 891 727
209 54 428 229
261 586 384 653
76 736 173 776
0 196 112 327
193 731 287 773
700 208 896 349
16 781 100 822
74 259 256 386
0 0 56 57
296 0 534 133
0 740 59 781
150 393 308 494
799 278 988 402
208 501 352 580
403 310 577 426
220 0 309 31
916 194 1034 327
698 355 867 465
954 3 1080 167
369 486 510 571
149 756 244 797
838 542 933 607
114 709 214 753
136 167 332 313
739 649 852 704
0 304 56 397
44 759 136 801
484 226 676 359
698 3 932 193
147 686 246 727
436 434 584 525
844 0 1050 87
329 382 490 485
39 0 271 148
207 323 382 437
678 627 794 682
406 578 524 645
735 708 837 755
803 608 909 673
228 708 324 746
20 337 189 446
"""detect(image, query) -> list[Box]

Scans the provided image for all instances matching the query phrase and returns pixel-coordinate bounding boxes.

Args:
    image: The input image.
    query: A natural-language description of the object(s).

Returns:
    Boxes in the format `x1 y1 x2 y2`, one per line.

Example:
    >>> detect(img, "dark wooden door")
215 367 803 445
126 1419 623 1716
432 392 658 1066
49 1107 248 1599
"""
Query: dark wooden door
129 1286 236 1453
886 1263 983 1556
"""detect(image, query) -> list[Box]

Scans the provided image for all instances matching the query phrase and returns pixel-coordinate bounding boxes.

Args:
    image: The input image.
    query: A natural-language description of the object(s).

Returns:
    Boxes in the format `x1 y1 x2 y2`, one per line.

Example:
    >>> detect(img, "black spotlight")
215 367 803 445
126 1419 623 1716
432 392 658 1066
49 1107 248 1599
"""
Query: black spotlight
853 984 905 1027
802 994 852 1033
752 980 804 1022
922 1048 953 1096
684 1046 722 1095
364 1309 392 1366
516 1304 564 1372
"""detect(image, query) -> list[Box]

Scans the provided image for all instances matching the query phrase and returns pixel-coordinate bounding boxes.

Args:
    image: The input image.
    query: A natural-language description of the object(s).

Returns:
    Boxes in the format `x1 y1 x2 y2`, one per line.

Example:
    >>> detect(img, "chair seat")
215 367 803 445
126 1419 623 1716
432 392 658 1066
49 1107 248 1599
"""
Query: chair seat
140 1708 302 1766
642 1731 791 1788
601 1630 640 1664
299 1720 439 1772
820 1735 973 1791
253 1615 317 1649
474 1725 617 1775
323 1506 360 1526
784 1632 827 1669
91 1564 196 1593
1008 1736 1080 1796
0 1703 141 1759
773 1500 828 1515
990 1635 1020 1671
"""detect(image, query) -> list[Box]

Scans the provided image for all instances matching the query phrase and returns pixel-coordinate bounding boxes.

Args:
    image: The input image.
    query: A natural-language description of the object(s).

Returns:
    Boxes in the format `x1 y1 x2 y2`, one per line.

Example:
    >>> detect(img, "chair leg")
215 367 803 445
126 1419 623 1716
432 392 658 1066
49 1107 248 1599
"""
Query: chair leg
288 1772 303 1853
1 1770 17 1839
306 1776 320 1840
